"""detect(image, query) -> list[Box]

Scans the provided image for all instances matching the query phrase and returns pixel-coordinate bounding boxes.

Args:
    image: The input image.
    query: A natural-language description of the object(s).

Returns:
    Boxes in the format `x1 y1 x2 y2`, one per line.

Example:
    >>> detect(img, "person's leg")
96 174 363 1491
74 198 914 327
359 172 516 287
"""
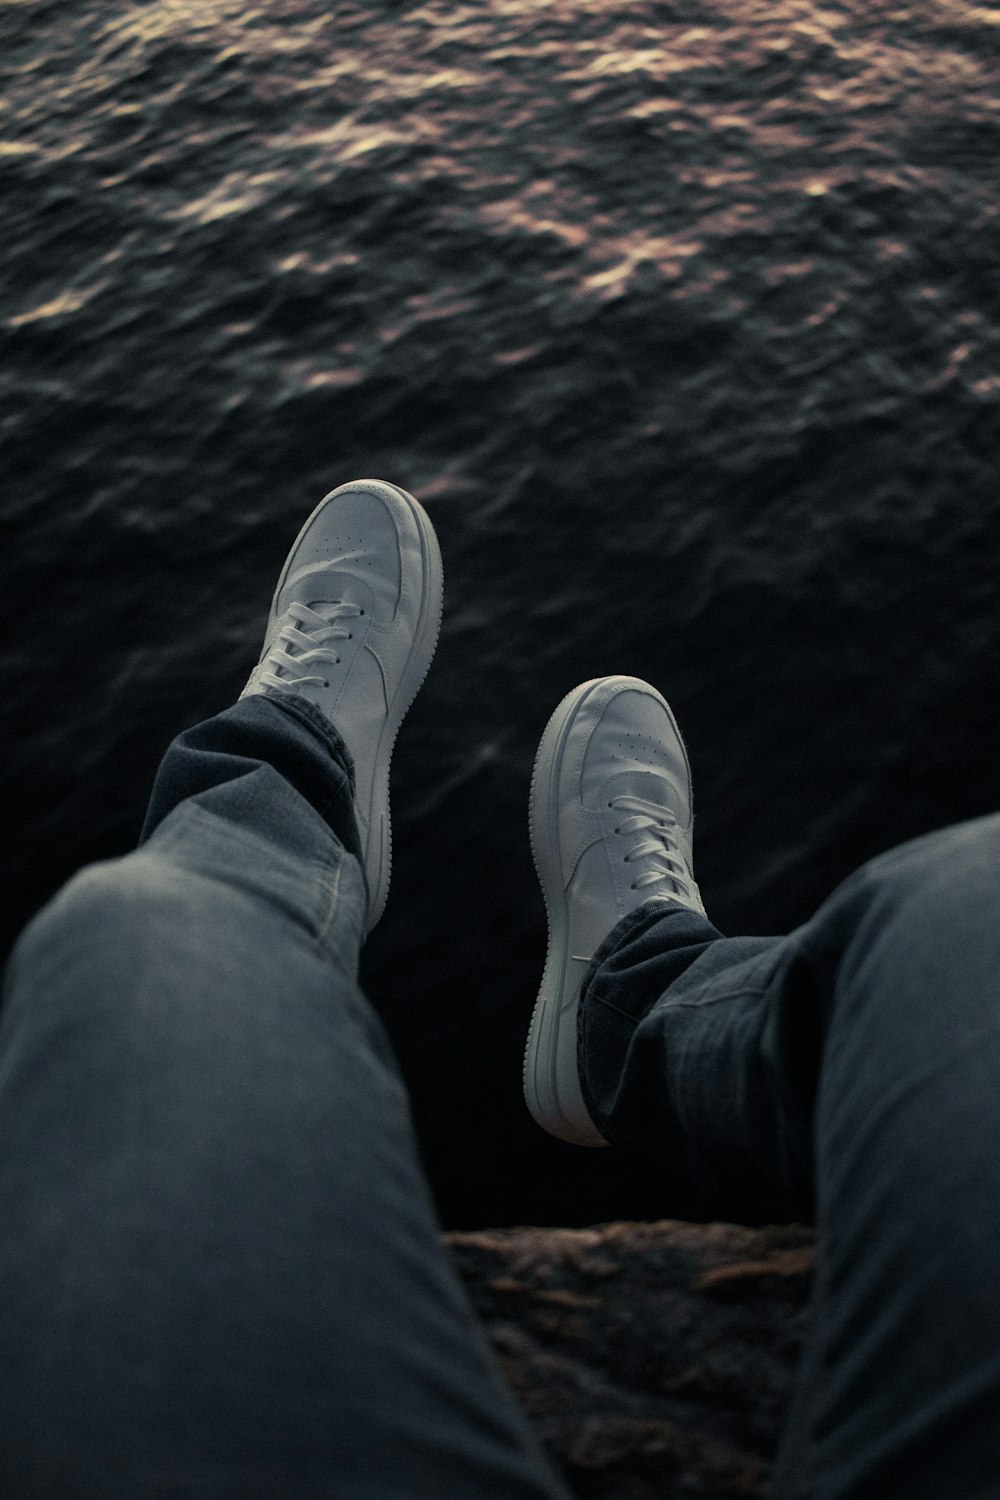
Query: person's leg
578 814 1000 1498
531 676 1000 1497
0 481 569 1500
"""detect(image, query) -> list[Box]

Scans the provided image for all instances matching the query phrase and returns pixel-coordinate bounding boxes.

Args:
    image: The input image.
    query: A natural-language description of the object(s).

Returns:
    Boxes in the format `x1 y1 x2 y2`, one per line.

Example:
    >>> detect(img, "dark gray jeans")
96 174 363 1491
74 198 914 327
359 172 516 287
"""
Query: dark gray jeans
580 812 1000 1497
2 690 999 1497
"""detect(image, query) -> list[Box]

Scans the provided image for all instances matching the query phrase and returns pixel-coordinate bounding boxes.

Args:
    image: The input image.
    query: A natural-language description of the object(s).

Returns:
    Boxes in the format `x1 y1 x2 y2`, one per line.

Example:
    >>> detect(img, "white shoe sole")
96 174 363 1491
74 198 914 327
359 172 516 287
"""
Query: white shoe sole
273 479 444 933
524 678 614 1147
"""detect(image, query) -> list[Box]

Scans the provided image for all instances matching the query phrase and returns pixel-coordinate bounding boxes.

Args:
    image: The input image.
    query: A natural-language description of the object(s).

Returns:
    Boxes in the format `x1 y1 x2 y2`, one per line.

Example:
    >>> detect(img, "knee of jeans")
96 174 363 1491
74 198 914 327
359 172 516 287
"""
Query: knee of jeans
856 812 1000 930
15 854 195 968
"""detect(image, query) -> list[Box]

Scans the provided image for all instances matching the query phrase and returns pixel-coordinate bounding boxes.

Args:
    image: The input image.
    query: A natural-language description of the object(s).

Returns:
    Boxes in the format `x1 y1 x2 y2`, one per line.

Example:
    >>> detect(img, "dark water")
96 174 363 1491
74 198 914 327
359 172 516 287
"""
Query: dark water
3 0 999 1227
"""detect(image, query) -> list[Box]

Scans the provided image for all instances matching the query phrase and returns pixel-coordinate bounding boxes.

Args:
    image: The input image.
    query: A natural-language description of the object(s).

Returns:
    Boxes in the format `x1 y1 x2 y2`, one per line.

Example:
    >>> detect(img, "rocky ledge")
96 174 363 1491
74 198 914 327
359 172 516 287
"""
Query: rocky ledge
447 1219 815 1499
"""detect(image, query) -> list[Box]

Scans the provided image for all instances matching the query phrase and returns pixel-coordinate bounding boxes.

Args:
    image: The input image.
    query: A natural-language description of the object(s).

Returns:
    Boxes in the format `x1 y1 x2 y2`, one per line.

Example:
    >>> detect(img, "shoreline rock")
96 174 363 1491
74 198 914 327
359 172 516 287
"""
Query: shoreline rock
448 1219 815 1498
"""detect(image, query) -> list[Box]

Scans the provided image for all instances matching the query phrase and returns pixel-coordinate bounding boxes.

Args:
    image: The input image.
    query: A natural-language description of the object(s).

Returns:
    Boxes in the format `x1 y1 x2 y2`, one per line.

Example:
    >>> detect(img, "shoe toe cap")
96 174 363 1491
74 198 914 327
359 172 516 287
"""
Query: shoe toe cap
278 484 403 618
577 680 692 824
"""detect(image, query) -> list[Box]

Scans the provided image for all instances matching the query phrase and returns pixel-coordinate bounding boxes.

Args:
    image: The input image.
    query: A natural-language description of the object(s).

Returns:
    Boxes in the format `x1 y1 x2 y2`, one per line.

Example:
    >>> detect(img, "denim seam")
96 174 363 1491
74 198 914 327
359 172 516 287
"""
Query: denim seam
153 800 343 941
583 982 769 1028
316 846 345 949
582 989 647 1024
158 799 336 873
577 994 631 1152
315 785 361 854
653 986 770 1010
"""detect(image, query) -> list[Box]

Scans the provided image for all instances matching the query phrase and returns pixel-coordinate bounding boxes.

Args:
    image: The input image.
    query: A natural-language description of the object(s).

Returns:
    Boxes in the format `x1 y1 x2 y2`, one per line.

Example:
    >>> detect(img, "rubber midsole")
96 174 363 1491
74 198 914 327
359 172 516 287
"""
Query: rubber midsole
525 680 605 1145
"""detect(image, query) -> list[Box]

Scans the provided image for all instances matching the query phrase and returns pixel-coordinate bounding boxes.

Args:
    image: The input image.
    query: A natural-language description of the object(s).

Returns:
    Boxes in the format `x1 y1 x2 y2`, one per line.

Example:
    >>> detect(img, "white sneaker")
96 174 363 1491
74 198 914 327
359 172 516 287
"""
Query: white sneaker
524 676 706 1146
240 479 443 932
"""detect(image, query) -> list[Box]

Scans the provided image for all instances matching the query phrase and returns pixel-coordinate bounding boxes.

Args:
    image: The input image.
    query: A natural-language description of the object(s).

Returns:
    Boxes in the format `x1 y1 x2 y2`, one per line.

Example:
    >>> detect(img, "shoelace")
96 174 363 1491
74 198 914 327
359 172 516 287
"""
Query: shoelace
609 793 697 899
569 792 695 966
258 601 363 691
569 795 697 964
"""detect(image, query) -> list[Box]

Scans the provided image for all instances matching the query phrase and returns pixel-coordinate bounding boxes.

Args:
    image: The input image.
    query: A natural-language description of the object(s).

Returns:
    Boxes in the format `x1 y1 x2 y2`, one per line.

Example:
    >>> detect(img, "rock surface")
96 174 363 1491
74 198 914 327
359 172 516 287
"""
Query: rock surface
448 1219 815 1498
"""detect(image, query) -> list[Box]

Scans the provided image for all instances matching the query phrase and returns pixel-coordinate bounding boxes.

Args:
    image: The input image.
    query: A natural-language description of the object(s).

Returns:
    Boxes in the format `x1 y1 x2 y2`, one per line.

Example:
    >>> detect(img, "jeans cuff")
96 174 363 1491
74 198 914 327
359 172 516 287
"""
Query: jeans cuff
575 897 694 1143
579 897 693 1007
258 687 357 790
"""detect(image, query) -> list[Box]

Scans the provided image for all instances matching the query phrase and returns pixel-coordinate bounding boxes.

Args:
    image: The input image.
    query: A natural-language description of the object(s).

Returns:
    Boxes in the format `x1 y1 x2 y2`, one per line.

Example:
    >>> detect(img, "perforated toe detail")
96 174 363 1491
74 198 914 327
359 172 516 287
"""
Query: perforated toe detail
579 687 692 825
292 490 401 594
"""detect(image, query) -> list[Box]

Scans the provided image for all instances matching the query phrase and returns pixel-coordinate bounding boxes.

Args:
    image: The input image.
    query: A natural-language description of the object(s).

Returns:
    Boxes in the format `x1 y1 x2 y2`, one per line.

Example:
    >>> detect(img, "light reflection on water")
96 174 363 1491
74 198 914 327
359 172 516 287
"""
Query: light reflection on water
7 0 997 284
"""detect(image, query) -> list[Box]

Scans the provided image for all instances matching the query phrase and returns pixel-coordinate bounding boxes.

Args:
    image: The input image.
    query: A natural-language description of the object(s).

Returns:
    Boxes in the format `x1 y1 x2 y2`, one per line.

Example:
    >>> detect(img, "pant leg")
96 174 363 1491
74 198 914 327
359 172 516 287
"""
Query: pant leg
578 812 1000 1499
0 690 569 1500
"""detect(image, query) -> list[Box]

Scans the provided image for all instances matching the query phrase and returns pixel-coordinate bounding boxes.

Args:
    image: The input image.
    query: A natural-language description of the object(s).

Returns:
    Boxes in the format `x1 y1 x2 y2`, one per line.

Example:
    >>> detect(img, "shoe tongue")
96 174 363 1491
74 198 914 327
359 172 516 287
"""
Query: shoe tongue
602 768 688 823
298 599 347 621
